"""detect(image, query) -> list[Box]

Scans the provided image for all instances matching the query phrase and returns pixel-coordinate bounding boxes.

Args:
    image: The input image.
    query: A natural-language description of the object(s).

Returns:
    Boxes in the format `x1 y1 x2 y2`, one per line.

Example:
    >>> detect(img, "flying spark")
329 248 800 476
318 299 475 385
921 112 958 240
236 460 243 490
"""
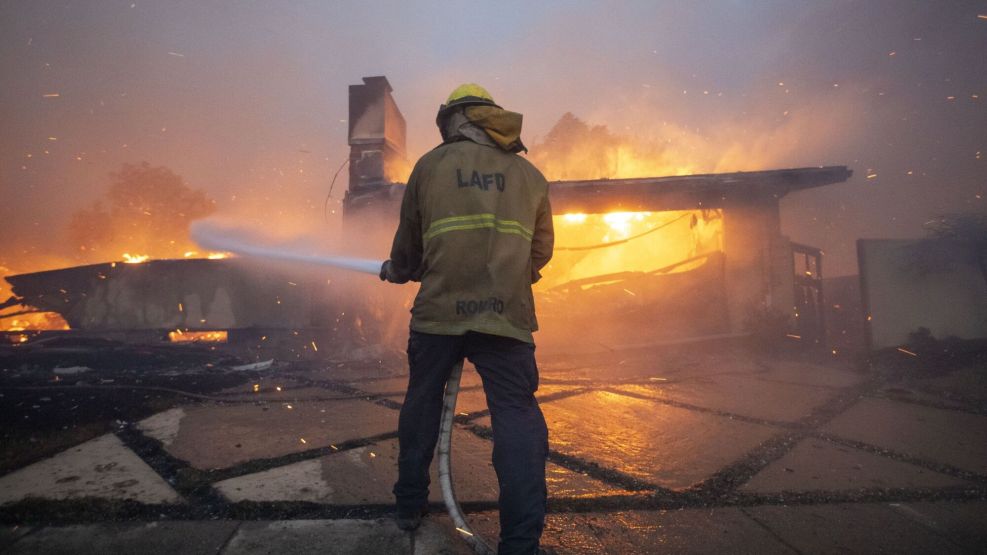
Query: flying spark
42 93 60 98
897 347 918 357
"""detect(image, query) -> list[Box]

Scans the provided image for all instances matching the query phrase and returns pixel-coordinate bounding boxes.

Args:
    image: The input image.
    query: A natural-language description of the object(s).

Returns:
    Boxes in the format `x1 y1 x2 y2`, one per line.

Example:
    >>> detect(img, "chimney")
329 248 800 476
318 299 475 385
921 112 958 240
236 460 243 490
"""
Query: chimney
345 76 409 211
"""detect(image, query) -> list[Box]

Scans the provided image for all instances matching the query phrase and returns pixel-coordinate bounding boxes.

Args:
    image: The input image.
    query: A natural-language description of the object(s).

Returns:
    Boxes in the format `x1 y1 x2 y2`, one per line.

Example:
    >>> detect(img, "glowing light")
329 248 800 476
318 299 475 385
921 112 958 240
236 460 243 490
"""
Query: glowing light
602 211 649 238
121 253 150 264
253 384 260 393
897 347 918 357
167 330 228 343
541 209 724 289
184 251 230 259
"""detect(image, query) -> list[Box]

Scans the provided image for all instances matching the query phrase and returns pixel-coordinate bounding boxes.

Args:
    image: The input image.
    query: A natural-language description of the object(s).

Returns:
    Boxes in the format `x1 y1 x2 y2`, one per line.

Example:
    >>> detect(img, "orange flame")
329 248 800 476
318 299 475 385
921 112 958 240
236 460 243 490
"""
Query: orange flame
121 253 150 264
168 329 229 343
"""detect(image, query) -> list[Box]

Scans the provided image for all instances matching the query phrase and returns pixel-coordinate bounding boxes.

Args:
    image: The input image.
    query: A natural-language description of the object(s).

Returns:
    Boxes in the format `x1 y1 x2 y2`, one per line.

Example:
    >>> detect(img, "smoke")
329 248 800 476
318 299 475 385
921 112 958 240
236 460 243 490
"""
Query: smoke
191 221 383 275
1 2 983 279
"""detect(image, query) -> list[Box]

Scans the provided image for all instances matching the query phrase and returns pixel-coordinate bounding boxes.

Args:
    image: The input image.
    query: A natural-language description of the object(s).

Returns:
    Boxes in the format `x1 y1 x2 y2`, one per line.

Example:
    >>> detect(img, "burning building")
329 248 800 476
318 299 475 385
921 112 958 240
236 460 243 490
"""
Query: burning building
1 76 851 352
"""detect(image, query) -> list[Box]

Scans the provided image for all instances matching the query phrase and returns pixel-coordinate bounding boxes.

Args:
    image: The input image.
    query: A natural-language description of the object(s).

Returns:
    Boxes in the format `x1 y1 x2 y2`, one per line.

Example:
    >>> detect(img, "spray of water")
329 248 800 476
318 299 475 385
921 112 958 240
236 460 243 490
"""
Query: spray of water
190 222 383 275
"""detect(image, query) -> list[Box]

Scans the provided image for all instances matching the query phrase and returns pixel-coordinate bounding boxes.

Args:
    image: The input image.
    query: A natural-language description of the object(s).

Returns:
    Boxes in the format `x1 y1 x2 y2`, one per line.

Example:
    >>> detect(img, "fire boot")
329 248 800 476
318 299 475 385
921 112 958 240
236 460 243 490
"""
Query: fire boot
395 503 429 531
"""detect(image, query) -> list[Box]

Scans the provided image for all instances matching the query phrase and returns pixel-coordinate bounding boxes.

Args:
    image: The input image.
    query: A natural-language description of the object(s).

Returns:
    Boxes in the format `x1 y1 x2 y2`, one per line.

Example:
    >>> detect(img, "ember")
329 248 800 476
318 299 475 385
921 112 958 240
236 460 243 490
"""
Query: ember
121 253 150 264
167 330 229 343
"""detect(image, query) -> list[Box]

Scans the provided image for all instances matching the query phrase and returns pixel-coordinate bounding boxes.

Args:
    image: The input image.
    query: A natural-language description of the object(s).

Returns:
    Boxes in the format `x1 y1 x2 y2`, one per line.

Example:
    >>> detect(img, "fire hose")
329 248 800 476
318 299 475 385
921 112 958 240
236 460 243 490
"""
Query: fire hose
438 361 496 554
190 224 493 552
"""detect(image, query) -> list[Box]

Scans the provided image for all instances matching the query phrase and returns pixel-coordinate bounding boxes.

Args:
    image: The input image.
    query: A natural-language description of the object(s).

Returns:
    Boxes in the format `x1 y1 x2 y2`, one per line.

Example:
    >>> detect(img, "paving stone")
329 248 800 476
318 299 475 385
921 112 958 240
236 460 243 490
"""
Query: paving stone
468 508 795 554
349 367 486 394
755 360 863 389
912 364 987 402
214 383 353 401
221 519 465 555
0 433 182 505
348 376 409 395
449 388 489 415
873 386 976 414
6 521 238 555
823 398 987 474
745 503 966 554
742 437 968 492
163 399 397 470
138 407 185 446
410 515 476 555
215 428 622 504
480 390 780 490
286 362 404 384
887 501 987 553
538 347 741 383
0 525 33 551
385 384 578 417
613 373 840 423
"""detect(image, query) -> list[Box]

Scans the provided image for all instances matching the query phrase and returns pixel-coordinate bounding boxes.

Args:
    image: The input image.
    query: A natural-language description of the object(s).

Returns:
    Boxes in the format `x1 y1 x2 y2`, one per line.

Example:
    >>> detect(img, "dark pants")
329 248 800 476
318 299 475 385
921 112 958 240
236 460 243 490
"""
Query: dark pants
394 330 548 555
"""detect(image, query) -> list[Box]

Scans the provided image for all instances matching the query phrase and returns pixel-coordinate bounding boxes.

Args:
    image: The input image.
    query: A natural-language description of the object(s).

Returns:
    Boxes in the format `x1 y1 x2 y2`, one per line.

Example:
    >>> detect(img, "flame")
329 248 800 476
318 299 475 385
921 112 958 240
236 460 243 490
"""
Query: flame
184 251 231 260
168 329 229 343
121 253 150 264
0 314 70 333
538 209 723 289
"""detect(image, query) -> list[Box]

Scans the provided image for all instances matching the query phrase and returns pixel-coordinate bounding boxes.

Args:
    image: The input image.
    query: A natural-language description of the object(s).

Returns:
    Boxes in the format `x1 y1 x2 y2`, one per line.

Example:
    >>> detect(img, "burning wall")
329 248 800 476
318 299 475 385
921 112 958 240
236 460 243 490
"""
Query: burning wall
1 76 852 353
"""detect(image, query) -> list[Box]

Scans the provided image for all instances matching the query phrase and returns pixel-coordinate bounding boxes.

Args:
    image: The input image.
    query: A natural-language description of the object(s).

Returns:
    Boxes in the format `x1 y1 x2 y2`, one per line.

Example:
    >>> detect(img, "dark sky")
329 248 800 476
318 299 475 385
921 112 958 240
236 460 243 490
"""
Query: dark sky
1 1 985 276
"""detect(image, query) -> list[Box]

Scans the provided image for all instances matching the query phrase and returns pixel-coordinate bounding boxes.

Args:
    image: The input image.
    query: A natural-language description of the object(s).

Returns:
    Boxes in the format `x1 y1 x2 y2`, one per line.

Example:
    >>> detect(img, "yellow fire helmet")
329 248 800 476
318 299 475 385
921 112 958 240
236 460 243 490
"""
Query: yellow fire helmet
438 83 501 117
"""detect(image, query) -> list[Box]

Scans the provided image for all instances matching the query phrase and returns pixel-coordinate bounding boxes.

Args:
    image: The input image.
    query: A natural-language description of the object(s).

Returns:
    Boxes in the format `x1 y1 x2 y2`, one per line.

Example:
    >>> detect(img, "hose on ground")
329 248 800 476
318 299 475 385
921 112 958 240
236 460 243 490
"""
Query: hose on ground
437 361 496 555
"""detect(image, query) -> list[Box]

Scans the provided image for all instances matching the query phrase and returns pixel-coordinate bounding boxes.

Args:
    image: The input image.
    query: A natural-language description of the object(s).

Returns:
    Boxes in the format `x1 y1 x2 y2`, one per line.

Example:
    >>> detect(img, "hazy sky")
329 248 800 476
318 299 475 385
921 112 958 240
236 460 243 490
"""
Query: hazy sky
2 1 985 275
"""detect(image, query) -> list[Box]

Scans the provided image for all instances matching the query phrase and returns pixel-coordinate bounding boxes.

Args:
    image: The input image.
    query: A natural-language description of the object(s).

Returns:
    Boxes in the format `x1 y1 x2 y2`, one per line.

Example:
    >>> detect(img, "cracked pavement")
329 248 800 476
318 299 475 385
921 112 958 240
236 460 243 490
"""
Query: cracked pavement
1 344 985 553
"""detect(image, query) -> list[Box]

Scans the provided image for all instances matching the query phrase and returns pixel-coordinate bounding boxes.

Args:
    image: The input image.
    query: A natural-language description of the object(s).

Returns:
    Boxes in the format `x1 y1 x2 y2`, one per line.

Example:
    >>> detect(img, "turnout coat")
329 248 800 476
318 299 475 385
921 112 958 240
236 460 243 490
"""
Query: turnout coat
386 109 554 343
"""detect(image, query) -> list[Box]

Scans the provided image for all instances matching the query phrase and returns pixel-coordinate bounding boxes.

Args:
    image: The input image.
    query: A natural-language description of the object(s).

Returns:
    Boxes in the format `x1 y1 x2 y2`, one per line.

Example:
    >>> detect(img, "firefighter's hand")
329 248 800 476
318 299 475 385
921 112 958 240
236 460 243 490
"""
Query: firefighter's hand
379 260 409 284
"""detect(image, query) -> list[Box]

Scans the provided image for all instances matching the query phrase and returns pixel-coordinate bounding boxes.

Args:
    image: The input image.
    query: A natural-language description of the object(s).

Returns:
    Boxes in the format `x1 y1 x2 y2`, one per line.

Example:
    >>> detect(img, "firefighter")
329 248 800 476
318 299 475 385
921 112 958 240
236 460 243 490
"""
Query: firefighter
380 83 554 554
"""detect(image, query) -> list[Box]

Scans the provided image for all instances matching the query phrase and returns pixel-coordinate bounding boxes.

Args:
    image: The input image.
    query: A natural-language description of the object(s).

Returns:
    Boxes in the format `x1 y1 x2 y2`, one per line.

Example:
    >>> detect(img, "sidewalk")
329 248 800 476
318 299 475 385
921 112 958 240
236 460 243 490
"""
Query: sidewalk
1 346 985 553
4 501 985 554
